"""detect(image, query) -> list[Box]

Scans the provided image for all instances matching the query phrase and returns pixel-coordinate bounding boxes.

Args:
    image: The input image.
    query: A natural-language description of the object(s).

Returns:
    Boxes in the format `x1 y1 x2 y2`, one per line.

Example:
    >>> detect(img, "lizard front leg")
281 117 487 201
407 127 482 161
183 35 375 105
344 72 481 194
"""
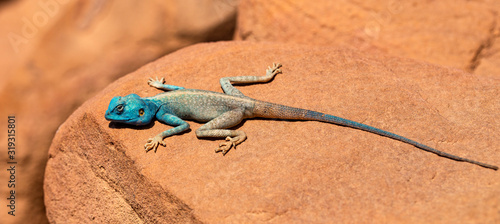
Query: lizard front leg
195 109 246 155
148 77 185 91
145 113 190 152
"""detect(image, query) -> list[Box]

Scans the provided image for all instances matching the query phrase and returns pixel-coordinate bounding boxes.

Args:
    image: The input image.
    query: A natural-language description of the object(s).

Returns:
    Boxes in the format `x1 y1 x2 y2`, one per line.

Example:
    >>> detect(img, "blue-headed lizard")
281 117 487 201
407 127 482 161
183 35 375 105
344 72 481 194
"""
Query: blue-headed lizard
105 63 498 170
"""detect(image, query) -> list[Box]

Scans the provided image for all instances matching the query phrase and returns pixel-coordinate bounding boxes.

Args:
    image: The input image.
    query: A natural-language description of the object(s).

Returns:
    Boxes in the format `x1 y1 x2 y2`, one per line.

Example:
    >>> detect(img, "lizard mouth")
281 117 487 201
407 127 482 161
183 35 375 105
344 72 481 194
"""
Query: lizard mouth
105 113 134 123
107 118 133 122
105 114 146 126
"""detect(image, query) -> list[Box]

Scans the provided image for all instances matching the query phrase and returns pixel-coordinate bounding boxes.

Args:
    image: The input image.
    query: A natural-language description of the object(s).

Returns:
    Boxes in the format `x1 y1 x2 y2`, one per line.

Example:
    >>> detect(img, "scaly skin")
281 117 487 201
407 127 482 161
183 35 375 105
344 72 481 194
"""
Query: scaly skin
105 63 498 170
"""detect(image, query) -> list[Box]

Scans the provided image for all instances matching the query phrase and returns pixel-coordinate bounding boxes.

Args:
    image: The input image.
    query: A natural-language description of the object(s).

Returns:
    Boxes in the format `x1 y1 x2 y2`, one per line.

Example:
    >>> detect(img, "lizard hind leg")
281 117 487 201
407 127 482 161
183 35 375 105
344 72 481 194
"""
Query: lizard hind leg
195 109 247 155
217 131 247 155
219 63 282 97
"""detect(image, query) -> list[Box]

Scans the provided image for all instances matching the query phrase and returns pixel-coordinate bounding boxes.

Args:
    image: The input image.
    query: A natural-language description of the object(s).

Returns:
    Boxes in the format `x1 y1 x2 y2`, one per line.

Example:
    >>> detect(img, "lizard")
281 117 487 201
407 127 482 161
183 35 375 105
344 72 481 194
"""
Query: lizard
104 63 498 170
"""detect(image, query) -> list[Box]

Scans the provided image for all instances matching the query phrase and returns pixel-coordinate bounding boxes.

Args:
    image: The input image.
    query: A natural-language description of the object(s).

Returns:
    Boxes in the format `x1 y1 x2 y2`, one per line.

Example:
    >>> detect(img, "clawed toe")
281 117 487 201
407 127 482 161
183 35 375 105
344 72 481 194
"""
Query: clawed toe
144 137 166 152
215 137 238 155
147 77 165 87
266 63 283 76
215 143 232 155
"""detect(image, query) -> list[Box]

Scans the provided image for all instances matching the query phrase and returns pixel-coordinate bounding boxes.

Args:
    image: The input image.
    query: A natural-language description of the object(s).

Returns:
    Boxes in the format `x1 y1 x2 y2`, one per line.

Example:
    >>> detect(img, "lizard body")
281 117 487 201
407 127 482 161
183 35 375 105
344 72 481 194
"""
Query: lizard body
105 63 498 170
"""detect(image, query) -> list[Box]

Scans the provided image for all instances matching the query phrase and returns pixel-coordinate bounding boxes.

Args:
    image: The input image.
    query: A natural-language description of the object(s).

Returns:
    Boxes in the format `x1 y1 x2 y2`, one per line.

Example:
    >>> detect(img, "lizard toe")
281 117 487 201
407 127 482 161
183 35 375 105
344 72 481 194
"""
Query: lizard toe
216 142 233 155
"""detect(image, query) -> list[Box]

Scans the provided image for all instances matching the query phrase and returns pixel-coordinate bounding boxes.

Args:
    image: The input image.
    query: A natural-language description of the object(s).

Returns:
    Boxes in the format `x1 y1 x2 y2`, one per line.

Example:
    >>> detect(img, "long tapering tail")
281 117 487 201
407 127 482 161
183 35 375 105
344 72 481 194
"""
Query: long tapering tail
253 101 498 170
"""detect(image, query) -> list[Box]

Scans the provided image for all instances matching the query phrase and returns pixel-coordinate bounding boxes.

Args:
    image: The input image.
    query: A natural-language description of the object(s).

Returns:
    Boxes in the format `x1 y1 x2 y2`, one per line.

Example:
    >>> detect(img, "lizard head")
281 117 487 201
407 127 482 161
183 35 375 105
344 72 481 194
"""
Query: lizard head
105 94 157 126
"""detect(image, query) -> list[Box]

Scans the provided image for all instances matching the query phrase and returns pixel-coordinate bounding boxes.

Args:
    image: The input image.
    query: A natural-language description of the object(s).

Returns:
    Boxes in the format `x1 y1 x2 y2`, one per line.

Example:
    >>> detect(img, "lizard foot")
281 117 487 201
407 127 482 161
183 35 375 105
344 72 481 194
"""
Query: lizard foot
215 136 240 155
266 63 282 77
147 77 165 88
145 136 166 152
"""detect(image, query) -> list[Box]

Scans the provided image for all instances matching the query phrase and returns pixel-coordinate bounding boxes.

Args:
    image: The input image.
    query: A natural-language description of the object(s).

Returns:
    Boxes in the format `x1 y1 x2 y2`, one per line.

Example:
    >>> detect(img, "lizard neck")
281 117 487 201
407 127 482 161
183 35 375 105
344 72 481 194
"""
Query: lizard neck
142 98 161 115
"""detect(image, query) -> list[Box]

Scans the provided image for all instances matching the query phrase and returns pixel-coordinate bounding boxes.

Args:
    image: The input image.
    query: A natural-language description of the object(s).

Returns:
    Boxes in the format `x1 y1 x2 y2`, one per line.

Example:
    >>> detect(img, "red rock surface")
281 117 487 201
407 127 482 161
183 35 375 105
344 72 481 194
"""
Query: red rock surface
0 1 237 223
45 42 499 223
235 0 500 77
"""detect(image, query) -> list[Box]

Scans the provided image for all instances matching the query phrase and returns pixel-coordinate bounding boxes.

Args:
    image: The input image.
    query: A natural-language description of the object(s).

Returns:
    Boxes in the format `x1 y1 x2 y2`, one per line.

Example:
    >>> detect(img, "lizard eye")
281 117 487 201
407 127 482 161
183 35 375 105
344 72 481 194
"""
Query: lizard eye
139 109 144 116
116 105 124 112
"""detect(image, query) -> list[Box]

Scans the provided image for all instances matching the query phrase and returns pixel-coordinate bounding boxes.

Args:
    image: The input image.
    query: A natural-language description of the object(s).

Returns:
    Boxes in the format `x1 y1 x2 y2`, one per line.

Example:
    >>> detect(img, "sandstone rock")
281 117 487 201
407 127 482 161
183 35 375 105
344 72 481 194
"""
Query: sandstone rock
235 0 500 77
0 1 238 223
45 42 499 223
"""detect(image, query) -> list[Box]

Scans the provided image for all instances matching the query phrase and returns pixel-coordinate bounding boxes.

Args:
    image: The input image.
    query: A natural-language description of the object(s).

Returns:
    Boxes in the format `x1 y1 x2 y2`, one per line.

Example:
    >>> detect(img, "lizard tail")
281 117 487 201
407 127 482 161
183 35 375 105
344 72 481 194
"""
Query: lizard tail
253 101 498 170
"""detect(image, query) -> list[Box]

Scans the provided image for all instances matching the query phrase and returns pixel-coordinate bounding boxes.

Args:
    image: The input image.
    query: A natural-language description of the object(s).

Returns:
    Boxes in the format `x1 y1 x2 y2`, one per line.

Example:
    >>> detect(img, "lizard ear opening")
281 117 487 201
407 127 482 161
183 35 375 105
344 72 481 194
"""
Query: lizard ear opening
139 109 145 116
